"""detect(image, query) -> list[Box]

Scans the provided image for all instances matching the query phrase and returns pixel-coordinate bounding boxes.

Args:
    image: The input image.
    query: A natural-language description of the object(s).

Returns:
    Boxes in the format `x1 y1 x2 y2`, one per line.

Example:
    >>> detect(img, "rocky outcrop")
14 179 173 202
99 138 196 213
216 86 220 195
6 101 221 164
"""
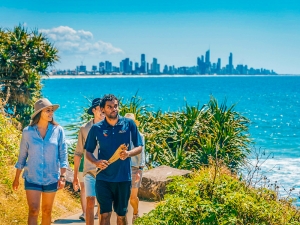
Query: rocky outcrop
138 165 191 201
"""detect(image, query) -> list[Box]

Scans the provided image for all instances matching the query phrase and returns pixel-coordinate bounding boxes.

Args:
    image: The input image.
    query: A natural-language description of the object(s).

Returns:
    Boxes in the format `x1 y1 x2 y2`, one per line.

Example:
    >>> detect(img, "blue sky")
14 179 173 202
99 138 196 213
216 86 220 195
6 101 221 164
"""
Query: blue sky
1 0 300 74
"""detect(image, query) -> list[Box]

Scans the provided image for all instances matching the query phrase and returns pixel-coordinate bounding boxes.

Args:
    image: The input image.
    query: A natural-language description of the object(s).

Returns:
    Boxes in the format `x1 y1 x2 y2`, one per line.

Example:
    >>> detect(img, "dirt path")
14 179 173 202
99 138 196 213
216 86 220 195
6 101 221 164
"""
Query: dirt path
53 201 156 225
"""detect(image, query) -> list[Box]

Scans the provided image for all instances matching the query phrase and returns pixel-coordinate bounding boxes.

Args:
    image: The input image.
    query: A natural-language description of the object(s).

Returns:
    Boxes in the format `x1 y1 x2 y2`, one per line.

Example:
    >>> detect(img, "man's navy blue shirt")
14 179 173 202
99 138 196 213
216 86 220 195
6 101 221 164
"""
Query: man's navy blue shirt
85 116 143 182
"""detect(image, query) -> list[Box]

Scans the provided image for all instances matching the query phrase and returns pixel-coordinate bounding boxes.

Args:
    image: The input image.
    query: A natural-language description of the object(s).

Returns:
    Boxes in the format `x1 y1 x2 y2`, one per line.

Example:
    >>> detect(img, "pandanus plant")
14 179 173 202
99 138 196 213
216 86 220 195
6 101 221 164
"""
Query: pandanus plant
0 25 59 126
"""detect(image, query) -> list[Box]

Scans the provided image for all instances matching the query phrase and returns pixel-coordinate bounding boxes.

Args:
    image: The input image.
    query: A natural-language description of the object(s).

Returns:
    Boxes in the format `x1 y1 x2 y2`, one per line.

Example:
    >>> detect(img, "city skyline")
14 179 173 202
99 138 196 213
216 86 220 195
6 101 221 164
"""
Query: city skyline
53 50 276 75
1 0 299 74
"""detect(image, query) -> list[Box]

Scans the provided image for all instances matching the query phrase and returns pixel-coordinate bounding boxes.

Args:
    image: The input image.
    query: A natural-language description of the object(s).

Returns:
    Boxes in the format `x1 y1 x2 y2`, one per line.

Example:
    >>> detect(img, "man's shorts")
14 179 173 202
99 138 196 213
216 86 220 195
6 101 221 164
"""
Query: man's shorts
84 173 96 197
78 172 84 183
131 167 143 188
95 180 131 216
25 179 58 193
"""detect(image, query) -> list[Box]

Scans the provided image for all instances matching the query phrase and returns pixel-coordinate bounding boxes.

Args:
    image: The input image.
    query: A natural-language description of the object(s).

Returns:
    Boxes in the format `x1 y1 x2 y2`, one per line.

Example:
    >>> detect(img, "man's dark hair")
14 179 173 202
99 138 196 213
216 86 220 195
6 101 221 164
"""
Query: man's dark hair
100 94 119 108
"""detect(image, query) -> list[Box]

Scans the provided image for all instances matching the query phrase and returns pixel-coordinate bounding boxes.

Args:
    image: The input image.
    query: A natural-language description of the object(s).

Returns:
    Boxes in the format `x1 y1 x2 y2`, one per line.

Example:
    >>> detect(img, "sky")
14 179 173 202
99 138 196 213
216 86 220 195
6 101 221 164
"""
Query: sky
1 0 300 74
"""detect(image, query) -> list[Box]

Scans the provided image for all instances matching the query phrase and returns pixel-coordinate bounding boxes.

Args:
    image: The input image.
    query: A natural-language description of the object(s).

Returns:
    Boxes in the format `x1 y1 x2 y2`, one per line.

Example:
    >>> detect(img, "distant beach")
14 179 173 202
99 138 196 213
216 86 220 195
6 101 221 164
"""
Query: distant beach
43 74 300 79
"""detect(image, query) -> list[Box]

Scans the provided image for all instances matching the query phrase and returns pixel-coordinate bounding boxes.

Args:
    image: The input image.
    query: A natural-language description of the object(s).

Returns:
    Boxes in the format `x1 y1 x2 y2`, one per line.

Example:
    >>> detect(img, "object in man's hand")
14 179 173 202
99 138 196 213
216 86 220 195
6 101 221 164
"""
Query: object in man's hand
96 144 128 176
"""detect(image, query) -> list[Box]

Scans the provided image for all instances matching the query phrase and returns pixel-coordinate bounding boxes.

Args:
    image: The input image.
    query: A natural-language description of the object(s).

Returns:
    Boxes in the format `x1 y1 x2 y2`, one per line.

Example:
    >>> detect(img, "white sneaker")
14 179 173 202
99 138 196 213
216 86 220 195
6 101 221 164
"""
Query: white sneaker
132 214 139 224
79 213 85 221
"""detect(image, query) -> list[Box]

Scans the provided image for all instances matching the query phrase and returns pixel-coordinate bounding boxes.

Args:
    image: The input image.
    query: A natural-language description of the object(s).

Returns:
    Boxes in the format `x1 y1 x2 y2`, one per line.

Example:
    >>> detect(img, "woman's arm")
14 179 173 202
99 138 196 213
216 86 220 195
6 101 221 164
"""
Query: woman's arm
13 131 29 191
58 126 68 169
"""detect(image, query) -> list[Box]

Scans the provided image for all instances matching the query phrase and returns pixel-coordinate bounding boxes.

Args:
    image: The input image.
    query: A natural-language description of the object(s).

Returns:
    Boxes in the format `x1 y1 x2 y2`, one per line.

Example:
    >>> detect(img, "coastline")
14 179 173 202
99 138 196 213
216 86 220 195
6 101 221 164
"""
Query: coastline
42 74 300 79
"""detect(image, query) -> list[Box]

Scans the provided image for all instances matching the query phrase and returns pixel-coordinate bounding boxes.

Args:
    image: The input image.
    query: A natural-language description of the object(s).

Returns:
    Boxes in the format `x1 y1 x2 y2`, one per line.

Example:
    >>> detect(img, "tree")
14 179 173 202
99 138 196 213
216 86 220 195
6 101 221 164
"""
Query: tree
0 25 58 126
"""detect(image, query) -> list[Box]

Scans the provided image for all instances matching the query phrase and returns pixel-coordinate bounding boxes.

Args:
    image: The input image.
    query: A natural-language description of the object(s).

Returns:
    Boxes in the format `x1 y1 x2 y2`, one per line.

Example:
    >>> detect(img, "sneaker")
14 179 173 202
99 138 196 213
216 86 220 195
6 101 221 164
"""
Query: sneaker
132 214 139 224
79 213 85 221
94 213 99 219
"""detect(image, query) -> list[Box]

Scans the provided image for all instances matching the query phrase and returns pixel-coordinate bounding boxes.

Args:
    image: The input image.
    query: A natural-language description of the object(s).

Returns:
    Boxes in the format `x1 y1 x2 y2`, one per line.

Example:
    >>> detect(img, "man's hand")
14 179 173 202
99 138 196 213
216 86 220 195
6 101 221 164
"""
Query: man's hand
94 160 109 170
73 176 81 191
120 150 130 160
135 170 141 183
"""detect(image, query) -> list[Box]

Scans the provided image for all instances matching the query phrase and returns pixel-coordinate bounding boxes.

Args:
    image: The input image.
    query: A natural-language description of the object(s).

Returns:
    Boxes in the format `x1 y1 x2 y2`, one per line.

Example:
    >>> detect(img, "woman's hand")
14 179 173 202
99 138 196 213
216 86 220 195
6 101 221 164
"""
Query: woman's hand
57 176 66 190
12 178 19 191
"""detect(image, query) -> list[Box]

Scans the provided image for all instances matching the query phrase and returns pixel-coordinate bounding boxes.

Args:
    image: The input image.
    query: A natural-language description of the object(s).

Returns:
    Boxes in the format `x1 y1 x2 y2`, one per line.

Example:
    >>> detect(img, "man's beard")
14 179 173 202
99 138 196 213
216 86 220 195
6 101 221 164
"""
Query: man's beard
107 111 118 119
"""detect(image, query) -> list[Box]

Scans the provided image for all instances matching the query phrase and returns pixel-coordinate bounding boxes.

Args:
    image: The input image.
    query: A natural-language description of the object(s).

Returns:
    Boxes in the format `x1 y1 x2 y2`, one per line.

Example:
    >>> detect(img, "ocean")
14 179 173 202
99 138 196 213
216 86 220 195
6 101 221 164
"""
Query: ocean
42 75 300 204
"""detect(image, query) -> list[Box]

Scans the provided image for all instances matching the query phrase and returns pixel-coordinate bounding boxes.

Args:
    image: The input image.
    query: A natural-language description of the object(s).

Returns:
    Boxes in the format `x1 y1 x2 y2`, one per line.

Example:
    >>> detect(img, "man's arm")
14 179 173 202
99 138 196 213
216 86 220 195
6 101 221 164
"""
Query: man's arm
73 128 84 191
85 126 109 170
86 151 109 170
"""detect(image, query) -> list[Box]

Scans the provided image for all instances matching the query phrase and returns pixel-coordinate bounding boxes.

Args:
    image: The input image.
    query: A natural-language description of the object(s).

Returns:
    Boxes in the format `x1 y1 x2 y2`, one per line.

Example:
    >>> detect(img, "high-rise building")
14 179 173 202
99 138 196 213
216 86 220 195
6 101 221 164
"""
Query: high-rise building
229 53 233 74
163 65 168 74
152 58 158 74
217 58 221 72
140 54 146 73
122 58 130 73
134 62 139 74
105 61 112 73
129 61 133 73
92 65 97 74
99 62 105 74
77 65 86 74
205 50 210 65
119 61 124 73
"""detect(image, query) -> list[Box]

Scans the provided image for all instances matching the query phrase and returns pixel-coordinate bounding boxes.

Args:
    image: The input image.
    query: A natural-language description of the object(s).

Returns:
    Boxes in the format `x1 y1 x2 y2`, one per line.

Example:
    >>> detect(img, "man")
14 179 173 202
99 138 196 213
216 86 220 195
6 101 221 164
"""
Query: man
73 98 104 225
85 94 143 225
124 113 146 224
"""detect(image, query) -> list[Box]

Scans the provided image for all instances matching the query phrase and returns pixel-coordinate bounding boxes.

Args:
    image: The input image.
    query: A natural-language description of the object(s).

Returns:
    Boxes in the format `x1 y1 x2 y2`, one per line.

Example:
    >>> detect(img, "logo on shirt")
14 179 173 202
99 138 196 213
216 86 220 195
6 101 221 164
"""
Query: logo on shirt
103 130 108 137
119 130 126 133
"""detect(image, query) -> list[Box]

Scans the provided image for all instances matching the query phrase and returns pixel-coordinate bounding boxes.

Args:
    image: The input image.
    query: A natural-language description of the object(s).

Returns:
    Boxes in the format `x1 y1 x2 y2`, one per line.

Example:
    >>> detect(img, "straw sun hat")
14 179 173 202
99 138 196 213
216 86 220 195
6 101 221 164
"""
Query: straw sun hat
124 113 140 126
31 98 59 119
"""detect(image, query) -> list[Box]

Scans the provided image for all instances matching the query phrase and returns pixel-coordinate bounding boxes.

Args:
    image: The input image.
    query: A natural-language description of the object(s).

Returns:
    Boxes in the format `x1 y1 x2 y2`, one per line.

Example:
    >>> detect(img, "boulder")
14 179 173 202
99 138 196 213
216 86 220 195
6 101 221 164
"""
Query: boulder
138 165 191 201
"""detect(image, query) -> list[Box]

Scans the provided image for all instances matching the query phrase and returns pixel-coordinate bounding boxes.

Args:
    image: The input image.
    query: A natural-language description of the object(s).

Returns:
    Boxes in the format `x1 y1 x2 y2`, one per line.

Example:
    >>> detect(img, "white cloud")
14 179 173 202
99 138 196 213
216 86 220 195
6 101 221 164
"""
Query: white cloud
39 26 123 55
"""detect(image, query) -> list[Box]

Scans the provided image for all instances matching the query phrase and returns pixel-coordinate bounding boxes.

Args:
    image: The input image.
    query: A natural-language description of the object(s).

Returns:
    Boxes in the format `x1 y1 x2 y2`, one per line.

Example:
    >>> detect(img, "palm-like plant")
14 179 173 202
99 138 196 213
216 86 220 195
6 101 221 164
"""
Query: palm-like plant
142 96 251 170
0 25 59 126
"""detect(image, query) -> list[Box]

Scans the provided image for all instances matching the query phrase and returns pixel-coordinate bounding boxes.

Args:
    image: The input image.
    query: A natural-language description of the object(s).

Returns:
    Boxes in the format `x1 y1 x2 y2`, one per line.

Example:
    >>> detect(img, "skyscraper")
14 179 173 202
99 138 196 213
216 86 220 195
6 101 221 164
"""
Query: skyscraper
134 62 139 74
123 58 130 73
204 50 211 74
140 54 146 73
229 53 233 74
205 50 210 65
217 58 221 72
152 58 158 74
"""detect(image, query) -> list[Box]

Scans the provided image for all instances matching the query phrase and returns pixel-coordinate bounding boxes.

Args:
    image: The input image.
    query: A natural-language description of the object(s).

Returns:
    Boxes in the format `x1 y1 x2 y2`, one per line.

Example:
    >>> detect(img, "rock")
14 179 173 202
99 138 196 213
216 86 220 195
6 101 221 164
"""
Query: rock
138 165 191 201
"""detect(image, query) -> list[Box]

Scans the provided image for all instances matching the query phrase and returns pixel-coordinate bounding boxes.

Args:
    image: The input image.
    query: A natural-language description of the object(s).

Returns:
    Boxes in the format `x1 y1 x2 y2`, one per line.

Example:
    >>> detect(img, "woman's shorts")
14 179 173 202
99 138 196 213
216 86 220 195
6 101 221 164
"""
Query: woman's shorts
25 179 58 193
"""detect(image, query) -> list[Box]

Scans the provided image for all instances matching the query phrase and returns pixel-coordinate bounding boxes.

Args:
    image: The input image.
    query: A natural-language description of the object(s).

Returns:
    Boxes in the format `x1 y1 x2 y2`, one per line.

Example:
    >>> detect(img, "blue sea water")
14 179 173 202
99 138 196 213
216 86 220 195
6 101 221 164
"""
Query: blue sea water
42 75 300 203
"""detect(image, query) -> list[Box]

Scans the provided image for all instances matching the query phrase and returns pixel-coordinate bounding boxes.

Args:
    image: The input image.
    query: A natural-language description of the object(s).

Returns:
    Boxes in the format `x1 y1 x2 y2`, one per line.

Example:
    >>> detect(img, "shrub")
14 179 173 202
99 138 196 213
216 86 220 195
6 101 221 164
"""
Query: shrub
135 162 300 225
142 96 251 170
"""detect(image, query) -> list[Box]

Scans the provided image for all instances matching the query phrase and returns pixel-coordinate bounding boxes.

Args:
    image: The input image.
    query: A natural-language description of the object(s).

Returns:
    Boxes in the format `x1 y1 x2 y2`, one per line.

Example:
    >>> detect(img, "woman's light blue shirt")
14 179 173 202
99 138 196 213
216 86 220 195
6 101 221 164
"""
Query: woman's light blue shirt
15 123 68 185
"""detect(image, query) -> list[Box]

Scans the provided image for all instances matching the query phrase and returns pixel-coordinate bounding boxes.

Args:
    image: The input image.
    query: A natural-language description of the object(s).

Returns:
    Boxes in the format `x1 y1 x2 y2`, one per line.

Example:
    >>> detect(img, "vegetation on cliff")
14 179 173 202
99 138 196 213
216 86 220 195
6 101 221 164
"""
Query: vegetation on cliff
135 162 300 225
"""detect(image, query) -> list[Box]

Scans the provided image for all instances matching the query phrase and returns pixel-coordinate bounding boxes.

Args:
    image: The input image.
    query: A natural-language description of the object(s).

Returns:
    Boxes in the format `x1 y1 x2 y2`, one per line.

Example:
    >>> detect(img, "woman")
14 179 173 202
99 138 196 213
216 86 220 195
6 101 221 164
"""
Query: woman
12 98 68 225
